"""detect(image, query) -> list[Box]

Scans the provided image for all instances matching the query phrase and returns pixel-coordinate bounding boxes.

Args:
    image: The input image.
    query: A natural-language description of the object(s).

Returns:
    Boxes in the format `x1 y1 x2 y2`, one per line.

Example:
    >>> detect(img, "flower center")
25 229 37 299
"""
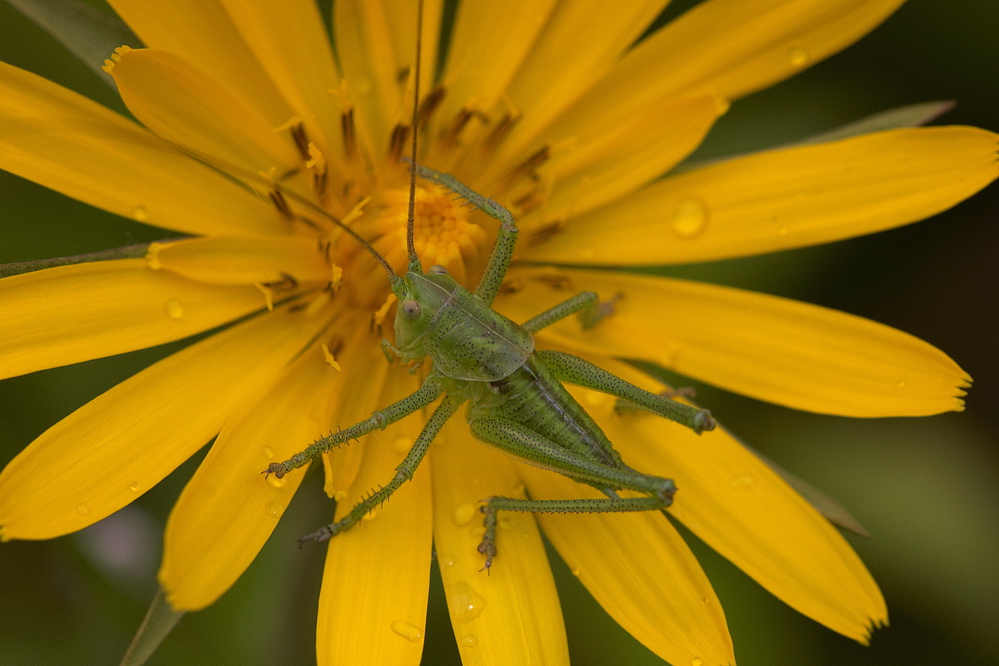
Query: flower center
338 183 489 308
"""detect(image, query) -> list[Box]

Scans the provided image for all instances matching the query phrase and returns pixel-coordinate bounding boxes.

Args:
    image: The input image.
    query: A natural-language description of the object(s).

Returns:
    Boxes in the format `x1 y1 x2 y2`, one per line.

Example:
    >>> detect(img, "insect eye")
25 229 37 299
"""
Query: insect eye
401 300 421 319
428 264 448 275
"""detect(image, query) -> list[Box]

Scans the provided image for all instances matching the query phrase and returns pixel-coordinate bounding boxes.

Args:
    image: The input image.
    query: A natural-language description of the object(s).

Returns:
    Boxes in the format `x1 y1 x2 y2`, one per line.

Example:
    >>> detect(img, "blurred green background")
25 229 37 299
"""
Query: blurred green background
0 1 996 664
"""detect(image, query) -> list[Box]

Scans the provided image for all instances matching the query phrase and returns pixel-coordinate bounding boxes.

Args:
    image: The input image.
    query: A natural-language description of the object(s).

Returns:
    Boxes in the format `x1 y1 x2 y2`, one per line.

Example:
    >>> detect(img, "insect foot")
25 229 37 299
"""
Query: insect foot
477 502 500 573
298 525 334 547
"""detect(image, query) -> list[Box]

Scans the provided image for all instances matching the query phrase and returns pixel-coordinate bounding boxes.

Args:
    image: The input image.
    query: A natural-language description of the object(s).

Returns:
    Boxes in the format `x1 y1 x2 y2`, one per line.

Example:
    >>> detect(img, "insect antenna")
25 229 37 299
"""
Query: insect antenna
405 0 425 273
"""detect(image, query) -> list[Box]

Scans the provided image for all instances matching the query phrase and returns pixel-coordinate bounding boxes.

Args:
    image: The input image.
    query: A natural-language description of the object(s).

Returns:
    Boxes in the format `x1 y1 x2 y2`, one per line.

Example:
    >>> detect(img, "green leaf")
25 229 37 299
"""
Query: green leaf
4 0 141 85
120 588 185 666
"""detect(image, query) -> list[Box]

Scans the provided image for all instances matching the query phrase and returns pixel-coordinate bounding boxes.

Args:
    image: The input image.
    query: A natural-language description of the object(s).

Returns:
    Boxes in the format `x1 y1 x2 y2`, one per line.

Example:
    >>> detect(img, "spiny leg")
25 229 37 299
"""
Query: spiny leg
520 291 598 333
478 494 669 570
469 416 675 568
301 396 459 544
410 162 517 305
264 377 443 478
535 350 716 434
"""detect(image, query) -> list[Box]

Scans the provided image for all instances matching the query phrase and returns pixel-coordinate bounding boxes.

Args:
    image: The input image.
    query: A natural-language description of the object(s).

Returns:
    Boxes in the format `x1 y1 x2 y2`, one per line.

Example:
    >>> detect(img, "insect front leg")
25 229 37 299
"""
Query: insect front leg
468 416 675 569
299 396 459 545
264 377 444 478
410 163 517 305
535 350 716 434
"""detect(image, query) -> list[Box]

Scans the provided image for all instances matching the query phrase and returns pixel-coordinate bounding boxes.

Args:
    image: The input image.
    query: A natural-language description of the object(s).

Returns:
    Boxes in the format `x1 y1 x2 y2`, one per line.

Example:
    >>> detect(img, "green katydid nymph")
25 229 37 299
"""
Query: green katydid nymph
263 4 715 568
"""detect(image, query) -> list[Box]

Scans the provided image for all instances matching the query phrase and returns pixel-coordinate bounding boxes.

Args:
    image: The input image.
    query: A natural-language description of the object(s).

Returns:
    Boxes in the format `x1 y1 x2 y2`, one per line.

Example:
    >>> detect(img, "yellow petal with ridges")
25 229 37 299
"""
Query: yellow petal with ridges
148 236 329 286
107 0 297 128
431 420 569 666
0 62 281 236
0 306 328 540
317 317 403 500
220 0 344 170
483 0 667 175
497 268 970 416
160 344 340 610
317 373 432 666
566 0 904 131
536 94 723 223
335 0 443 163
575 359 887 641
519 465 734 666
435 0 558 139
526 127 999 265
108 48 302 177
0 259 265 380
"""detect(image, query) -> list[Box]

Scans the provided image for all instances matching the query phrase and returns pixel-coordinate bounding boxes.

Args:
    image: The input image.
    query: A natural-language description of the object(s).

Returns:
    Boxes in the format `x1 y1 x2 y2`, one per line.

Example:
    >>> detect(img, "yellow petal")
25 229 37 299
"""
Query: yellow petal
575 359 887 641
535 94 723 223
570 0 904 126
497 268 970 416
526 127 999 265
518 466 734 666
334 0 444 162
0 62 281 236
107 0 298 128
0 305 328 540
317 374 432 666
487 1 667 167
107 48 302 176
435 0 558 136
0 259 266 380
220 0 344 168
160 344 340 610
317 317 403 500
430 420 569 666
148 236 329 286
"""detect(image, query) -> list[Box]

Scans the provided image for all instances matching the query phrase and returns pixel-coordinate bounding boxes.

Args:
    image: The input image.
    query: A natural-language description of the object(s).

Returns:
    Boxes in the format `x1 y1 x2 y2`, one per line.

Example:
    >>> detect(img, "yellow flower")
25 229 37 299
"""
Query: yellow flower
0 1 996 664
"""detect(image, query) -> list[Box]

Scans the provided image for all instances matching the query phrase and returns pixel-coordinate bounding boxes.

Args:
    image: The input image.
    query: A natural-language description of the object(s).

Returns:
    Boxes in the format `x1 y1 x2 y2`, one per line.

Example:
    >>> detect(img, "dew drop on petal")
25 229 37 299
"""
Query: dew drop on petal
266 475 286 489
390 620 423 643
787 46 808 68
579 248 595 260
670 197 708 238
131 205 148 222
261 446 275 460
165 299 184 319
897 380 907 389
438 552 457 568
691 658 703 666
498 517 513 531
267 501 284 517
729 474 754 488
450 582 487 622
459 634 478 647
76 504 90 515
777 226 789 237
570 567 581 577
128 481 140 492
452 502 477 527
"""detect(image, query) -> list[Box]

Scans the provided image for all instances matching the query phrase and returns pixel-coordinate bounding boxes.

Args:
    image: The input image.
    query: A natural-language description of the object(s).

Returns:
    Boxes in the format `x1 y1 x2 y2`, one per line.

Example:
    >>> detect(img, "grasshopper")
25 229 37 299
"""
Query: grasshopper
263 1 714 568
265 165 716 572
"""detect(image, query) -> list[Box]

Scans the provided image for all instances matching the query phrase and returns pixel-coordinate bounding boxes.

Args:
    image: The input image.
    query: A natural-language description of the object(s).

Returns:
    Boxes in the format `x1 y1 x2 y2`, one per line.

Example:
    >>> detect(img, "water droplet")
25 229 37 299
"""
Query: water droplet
390 620 423 642
777 226 789 237
267 501 284 517
128 481 140 492
787 46 808 68
131 205 148 222
498 517 513 531
729 474 754 488
452 502 476 526
513 483 526 496
450 582 486 622
691 658 703 666
701 596 710 606
76 504 90 515
579 248 595 260
438 552 457 568
266 474 286 489
570 567 581 577
459 634 478 647
897 380 907 389
333 489 348 502
713 97 731 115
670 197 708 238
261 446 275 460
164 299 184 319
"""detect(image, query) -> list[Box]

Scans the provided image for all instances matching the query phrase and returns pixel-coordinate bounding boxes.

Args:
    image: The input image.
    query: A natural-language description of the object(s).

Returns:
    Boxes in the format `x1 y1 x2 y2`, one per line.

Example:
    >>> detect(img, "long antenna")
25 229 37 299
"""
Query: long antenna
406 0 425 270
